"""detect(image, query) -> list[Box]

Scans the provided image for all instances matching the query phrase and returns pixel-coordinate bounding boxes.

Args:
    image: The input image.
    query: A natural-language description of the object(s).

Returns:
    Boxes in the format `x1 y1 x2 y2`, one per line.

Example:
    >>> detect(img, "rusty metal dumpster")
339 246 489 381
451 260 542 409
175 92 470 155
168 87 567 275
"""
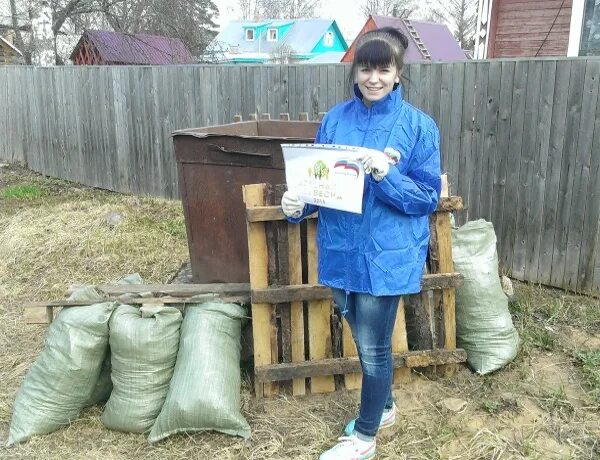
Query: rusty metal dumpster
174 120 320 283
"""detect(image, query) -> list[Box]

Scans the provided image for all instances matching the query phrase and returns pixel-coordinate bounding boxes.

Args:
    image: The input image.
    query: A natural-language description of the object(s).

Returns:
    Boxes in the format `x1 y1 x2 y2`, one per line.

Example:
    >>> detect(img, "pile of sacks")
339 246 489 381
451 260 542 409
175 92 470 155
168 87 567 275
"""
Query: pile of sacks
7 275 251 446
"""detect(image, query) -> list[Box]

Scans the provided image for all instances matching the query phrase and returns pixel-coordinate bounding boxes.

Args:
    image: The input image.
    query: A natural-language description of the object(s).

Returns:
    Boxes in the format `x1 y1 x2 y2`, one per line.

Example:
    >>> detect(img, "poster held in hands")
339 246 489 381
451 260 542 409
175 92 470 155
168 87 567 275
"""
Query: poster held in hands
281 143 372 214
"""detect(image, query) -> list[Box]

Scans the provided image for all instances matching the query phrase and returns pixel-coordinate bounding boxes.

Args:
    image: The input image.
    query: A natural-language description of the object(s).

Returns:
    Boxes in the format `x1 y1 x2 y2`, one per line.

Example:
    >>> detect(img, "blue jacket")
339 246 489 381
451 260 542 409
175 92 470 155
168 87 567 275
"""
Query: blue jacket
290 85 441 296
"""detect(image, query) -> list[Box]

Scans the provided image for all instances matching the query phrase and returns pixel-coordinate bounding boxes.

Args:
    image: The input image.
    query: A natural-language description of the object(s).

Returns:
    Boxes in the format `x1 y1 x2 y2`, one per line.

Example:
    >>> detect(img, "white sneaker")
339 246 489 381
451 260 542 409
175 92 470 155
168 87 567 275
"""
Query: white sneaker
343 403 397 436
319 434 376 460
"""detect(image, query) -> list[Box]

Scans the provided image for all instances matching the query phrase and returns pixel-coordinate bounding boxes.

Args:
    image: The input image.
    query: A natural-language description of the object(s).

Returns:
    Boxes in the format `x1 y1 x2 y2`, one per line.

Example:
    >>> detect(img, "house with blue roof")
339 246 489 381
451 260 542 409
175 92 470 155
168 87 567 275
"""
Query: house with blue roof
207 18 348 64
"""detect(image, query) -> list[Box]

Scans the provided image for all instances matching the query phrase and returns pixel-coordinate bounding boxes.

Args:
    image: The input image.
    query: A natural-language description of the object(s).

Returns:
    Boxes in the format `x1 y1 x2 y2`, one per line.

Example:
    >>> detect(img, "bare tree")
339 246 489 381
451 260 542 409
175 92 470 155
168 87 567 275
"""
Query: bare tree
6 0 218 63
240 0 321 20
238 0 259 19
361 0 418 18
427 0 477 50
9 0 28 61
100 0 219 56
269 42 295 63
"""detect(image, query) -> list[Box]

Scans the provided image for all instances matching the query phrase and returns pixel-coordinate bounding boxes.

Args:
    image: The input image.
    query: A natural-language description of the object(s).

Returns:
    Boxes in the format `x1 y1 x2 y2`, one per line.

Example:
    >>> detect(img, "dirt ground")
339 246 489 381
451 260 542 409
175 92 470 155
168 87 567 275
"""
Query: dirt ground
0 163 599 459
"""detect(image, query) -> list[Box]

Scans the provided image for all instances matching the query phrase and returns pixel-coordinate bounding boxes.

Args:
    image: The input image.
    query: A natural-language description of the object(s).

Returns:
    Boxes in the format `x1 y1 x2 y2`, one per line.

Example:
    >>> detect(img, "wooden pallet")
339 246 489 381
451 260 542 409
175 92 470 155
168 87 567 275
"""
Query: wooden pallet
243 181 466 398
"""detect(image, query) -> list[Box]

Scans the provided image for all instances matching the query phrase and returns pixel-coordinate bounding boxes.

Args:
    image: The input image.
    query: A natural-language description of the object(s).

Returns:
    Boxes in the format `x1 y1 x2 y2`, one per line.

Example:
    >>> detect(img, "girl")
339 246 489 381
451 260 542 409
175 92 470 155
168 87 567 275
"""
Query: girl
281 27 441 460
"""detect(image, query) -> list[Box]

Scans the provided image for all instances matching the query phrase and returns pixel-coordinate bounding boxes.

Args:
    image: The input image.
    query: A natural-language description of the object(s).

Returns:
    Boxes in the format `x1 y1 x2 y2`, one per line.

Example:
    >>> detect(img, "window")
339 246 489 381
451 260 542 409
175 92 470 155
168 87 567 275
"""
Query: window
580 0 600 56
324 32 334 47
246 29 255 41
267 28 278 42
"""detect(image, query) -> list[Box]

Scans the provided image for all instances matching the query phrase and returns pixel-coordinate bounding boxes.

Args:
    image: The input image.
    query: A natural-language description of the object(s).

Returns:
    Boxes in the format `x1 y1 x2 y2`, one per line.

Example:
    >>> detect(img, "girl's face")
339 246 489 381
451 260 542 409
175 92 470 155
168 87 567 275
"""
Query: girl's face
356 64 401 106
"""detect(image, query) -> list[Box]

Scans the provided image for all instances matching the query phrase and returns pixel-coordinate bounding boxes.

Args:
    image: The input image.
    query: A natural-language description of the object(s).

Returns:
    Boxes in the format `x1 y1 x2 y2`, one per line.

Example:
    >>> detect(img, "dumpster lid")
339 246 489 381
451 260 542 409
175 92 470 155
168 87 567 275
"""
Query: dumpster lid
172 120 320 140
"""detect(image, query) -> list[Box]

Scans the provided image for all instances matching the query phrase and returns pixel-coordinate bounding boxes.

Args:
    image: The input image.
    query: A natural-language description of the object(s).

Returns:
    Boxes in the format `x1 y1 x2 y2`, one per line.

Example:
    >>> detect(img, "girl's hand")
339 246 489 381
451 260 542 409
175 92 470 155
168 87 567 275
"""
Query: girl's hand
281 191 306 218
358 151 390 181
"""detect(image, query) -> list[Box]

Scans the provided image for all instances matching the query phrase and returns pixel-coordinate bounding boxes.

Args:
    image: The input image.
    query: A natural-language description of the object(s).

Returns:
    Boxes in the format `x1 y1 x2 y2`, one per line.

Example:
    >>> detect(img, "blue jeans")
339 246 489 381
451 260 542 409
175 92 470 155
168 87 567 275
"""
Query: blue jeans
331 288 400 438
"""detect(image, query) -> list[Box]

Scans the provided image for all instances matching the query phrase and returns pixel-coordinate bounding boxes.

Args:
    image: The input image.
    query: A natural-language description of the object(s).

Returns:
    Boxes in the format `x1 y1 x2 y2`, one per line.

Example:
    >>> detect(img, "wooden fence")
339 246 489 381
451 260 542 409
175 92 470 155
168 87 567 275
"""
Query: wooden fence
1 59 599 295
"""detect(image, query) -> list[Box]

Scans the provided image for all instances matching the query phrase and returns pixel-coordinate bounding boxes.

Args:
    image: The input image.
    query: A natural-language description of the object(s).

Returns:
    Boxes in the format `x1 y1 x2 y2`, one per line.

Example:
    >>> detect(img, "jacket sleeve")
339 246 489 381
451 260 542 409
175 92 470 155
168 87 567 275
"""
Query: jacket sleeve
372 126 442 216
285 118 326 223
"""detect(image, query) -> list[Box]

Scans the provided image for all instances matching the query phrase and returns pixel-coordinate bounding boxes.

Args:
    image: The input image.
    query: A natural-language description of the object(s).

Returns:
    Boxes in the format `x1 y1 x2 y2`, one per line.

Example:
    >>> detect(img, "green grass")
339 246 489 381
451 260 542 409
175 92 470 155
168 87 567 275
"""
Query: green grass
1 185 45 200
536 386 574 415
572 349 600 402
159 217 186 238
509 282 600 354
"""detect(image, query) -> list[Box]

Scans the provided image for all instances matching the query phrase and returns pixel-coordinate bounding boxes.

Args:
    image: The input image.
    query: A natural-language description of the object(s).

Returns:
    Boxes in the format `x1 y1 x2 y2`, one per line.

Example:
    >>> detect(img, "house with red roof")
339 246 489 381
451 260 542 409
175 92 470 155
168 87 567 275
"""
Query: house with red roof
342 15 468 63
70 30 195 65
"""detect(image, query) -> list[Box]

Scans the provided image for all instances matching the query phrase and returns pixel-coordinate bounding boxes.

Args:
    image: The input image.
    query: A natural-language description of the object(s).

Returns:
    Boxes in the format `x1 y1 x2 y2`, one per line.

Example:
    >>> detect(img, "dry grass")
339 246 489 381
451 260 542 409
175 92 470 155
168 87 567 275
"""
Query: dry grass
1 164 599 459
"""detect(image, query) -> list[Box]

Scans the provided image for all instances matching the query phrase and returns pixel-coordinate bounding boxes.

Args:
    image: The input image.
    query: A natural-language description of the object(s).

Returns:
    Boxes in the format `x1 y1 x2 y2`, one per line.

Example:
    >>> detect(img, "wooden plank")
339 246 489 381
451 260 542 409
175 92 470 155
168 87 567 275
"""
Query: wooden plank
279 65 289 117
446 63 464 195
392 298 411 384
420 63 432 114
416 63 431 113
288 65 297 120
23 294 250 309
579 63 600 294
456 62 476 225
253 284 331 303
538 60 571 286
80 283 250 297
526 60 557 284
335 64 346 105
499 60 528 275
342 317 362 390
244 184 278 397
246 197 463 222
565 59 600 291
430 181 457 376
327 64 336 109
429 63 442 125
550 60 586 289
306 218 335 393
255 349 467 382
438 63 453 182
512 60 542 280
469 61 490 220
318 65 328 114
479 60 501 222
251 274 463 304
264 184 291 393
287 222 306 395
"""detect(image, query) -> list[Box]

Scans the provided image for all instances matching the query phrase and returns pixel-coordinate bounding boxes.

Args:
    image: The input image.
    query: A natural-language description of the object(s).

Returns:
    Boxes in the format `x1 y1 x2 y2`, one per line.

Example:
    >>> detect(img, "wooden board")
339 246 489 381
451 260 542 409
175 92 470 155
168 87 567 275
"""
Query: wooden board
500 60 528 274
244 184 278 397
392 298 411 384
480 60 501 223
565 59 600 291
512 60 542 281
251 274 463 303
246 198 463 223
579 62 600 294
70 283 251 297
287 221 306 395
430 179 457 376
306 219 335 393
538 60 571 286
525 60 556 284
550 60 586 289
254 348 467 382
456 62 477 226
